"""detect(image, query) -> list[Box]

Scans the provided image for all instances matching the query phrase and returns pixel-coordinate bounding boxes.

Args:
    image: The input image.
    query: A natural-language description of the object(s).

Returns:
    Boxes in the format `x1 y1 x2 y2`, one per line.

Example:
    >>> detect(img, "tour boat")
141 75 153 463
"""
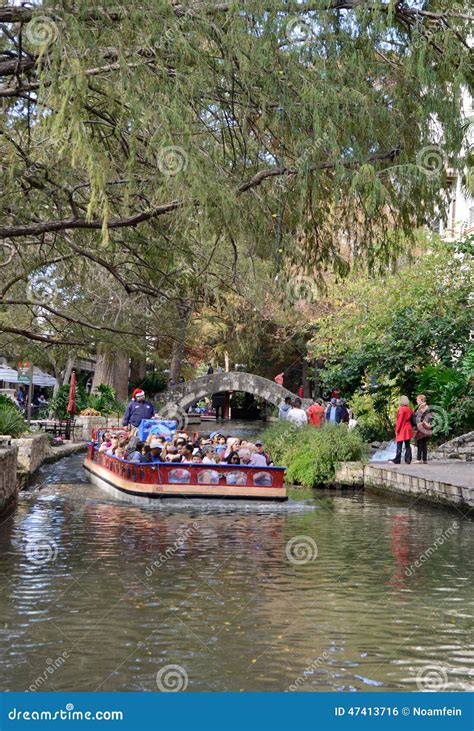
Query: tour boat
84 442 287 502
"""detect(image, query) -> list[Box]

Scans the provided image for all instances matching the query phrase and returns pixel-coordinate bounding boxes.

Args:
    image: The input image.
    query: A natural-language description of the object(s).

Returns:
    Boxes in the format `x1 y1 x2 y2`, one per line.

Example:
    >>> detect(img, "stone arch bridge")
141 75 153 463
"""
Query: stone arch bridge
164 371 311 412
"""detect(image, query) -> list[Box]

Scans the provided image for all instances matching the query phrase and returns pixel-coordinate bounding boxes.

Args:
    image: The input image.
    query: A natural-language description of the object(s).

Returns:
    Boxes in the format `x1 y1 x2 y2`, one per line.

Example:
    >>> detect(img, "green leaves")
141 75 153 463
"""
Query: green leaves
0 396 28 437
262 422 368 487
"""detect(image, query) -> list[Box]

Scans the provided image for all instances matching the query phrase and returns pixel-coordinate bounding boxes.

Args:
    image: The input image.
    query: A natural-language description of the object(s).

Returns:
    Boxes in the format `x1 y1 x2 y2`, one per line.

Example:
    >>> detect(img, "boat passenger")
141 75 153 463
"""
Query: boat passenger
202 450 217 464
164 445 181 462
115 446 125 459
99 434 112 453
106 437 119 455
214 435 227 456
150 438 164 462
238 449 251 465
127 441 144 463
191 451 204 463
250 440 271 466
225 450 240 464
141 444 152 463
179 443 194 462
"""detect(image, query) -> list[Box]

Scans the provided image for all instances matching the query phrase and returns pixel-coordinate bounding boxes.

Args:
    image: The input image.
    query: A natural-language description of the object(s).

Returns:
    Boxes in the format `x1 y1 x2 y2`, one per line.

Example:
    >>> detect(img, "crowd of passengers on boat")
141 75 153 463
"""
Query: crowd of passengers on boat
95 428 273 468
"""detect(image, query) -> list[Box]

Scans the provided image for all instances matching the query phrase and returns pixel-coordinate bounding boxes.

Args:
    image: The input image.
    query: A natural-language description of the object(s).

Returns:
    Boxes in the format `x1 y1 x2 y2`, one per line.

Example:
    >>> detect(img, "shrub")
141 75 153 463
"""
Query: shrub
0 402 28 437
415 349 474 438
49 383 123 418
49 384 89 418
261 422 368 487
349 387 399 443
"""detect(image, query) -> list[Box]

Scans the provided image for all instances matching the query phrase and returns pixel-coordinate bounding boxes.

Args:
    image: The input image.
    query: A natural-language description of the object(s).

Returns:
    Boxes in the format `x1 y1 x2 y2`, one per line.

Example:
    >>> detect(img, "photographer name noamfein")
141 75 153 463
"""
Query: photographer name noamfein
413 707 462 717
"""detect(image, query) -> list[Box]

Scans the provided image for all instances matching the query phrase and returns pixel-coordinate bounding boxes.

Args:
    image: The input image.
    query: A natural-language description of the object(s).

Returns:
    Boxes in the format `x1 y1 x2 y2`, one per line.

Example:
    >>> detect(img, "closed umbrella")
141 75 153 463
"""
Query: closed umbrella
67 370 77 416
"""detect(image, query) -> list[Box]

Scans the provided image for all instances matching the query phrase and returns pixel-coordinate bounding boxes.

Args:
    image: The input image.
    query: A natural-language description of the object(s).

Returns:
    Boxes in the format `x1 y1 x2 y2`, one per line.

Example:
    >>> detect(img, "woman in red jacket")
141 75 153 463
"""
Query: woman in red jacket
390 396 414 465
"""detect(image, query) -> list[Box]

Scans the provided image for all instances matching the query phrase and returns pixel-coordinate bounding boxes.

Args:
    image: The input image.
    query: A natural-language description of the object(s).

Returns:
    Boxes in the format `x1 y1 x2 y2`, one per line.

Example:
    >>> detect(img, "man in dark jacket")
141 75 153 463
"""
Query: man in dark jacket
123 389 154 431
325 398 349 424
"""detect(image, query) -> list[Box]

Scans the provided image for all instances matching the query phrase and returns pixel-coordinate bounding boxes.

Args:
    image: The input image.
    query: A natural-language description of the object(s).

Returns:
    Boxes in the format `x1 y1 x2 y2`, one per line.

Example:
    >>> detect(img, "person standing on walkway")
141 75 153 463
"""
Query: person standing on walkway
390 396 414 465
287 398 308 427
278 396 292 420
325 398 339 423
414 394 433 463
274 372 284 386
212 391 226 421
307 399 325 427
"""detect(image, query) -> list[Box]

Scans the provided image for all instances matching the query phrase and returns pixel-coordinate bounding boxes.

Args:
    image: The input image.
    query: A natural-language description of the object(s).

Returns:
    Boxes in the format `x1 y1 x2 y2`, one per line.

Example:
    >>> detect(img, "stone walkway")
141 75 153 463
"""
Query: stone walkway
43 440 88 463
365 460 473 510
369 461 473 488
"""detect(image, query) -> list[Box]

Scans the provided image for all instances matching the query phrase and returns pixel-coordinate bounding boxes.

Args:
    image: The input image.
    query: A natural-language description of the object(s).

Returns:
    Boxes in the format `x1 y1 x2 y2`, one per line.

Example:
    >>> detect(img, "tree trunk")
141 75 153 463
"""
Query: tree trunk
130 356 146 384
62 355 75 388
92 346 129 400
170 338 186 383
113 352 130 401
169 306 192 382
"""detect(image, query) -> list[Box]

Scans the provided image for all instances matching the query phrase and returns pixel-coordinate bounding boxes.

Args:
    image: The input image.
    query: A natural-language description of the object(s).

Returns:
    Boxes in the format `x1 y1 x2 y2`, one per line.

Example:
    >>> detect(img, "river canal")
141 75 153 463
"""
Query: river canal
0 428 472 692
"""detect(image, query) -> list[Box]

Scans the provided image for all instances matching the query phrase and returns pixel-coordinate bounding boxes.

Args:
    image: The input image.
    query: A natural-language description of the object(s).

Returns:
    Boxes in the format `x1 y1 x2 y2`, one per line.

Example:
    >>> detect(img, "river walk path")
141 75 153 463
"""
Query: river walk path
365 461 473 511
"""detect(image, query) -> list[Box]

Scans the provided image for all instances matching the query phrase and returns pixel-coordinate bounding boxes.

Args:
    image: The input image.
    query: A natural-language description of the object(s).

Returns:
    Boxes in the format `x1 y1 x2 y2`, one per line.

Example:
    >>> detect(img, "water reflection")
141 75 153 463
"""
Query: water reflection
0 454 472 692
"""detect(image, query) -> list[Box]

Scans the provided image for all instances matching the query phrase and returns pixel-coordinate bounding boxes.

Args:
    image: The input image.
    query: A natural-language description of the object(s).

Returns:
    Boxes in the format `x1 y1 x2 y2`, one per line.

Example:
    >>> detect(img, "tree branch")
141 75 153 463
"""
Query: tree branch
0 325 84 346
237 146 402 193
0 201 183 239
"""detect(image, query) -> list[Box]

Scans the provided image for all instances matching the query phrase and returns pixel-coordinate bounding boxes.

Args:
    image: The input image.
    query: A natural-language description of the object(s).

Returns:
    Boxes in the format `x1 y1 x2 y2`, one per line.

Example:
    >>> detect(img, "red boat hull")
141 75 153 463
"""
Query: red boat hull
84 444 287 501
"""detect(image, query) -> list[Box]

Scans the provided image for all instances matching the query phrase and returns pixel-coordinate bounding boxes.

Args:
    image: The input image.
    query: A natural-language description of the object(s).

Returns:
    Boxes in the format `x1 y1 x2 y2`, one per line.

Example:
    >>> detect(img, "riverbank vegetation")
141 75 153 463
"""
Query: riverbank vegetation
0 396 28 437
308 237 473 441
48 384 125 419
0 2 472 399
262 423 368 487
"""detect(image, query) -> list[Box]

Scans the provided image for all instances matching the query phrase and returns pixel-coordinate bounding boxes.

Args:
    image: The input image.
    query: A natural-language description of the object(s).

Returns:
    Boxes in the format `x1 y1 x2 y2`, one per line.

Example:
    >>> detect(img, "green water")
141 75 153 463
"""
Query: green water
0 453 472 692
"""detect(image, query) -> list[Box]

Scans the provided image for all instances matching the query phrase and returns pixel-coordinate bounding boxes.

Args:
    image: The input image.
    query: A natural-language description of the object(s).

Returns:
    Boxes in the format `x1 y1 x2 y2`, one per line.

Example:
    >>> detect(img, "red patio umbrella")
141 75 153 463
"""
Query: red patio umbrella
66 370 77 416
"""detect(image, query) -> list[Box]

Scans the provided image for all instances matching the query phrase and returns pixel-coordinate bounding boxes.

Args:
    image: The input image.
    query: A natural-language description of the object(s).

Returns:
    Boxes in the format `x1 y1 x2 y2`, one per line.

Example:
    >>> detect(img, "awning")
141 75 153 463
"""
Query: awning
0 365 20 384
0 365 57 387
32 368 57 387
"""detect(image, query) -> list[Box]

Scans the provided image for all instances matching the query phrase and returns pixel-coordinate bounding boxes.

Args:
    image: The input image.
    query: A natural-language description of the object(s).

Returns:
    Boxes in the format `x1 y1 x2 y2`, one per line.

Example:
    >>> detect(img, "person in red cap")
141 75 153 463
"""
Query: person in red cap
122 388 155 432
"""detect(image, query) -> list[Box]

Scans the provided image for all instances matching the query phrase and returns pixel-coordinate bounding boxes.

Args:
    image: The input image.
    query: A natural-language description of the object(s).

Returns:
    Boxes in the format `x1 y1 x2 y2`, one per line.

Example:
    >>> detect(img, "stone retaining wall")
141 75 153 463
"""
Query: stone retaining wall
0 444 19 515
431 431 474 461
13 433 50 473
334 461 365 486
364 463 473 510
74 416 123 441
